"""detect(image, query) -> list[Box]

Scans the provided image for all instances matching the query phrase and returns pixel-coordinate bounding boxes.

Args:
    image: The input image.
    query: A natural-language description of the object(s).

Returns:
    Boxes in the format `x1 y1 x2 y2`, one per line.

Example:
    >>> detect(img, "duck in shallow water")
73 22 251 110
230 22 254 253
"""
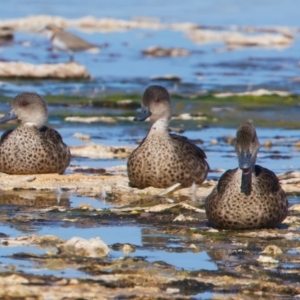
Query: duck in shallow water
127 85 209 189
0 92 70 174
205 121 288 229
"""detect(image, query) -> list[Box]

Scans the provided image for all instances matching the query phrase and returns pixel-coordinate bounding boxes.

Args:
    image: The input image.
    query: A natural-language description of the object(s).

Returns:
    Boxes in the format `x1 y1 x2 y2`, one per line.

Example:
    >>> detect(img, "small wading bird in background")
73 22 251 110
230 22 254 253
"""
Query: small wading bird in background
41 24 99 61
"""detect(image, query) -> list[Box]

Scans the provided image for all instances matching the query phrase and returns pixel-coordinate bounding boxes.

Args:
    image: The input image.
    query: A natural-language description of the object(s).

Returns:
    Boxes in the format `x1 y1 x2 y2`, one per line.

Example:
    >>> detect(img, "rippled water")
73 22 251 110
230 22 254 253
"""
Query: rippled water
0 1 299 296
0 0 300 95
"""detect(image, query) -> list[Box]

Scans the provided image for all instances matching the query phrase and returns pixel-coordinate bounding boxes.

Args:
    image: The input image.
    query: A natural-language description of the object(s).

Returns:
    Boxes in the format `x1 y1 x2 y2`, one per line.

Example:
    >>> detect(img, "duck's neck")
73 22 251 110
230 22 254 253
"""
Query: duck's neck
240 167 254 196
149 118 169 135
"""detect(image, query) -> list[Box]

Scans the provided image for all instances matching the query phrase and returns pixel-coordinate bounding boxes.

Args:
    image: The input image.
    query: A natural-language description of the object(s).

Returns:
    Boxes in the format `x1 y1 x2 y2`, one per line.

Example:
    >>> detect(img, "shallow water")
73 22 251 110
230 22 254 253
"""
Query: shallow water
0 1 300 298
0 1 300 96
63 122 300 177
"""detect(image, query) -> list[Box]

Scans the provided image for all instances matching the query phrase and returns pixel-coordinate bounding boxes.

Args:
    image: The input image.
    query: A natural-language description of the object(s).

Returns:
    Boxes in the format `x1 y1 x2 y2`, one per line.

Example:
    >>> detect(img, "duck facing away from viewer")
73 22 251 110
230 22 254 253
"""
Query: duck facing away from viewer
205 121 288 229
0 92 70 175
127 85 209 189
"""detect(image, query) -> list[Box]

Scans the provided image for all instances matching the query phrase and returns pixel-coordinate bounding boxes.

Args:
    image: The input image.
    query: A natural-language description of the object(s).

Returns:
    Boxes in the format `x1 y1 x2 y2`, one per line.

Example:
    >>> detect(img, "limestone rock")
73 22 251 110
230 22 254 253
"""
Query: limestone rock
58 236 110 257
0 62 90 79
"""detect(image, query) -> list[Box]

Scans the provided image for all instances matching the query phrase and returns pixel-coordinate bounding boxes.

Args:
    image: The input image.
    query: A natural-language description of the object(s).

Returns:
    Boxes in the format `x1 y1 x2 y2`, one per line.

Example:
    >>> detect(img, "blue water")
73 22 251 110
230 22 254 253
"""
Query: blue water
0 0 299 27
0 1 299 94
63 124 300 177
0 1 298 289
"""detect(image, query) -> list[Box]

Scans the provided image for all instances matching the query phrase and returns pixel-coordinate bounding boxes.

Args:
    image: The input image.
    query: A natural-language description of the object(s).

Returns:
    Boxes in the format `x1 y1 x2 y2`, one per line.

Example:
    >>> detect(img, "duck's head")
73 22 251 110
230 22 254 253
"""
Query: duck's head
134 85 172 123
0 92 48 127
234 122 260 174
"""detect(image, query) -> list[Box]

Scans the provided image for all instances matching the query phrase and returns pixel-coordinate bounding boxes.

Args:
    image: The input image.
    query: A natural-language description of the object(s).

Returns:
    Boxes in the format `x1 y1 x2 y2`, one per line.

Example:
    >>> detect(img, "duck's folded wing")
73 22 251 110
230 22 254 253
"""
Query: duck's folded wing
216 169 237 194
0 129 15 144
39 126 65 144
170 133 207 159
254 165 282 194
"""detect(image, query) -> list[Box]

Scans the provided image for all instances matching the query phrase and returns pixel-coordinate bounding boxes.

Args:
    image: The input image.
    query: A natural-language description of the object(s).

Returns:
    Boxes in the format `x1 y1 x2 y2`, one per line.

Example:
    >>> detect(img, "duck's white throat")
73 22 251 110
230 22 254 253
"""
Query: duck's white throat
150 118 169 133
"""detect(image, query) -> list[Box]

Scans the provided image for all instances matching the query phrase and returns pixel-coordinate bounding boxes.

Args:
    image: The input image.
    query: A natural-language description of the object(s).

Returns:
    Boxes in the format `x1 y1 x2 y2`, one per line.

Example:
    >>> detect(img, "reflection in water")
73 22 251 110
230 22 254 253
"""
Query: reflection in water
0 190 70 208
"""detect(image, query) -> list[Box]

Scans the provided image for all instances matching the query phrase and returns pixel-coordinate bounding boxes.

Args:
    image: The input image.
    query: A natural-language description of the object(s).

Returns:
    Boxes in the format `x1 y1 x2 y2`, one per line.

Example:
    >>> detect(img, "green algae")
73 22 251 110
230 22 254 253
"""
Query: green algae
1 91 298 128
42 93 300 129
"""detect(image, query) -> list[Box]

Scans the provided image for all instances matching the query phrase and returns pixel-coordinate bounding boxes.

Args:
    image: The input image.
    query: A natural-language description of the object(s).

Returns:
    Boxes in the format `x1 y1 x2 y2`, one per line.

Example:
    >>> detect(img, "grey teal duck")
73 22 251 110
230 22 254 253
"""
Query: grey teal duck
205 121 288 229
127 85 209 189
0 92 70 174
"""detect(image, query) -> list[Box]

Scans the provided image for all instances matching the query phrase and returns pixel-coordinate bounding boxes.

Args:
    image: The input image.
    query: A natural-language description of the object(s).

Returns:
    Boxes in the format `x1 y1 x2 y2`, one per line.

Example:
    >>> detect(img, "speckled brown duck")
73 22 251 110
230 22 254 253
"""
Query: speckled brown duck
127 85 209 189
205 121 288 229
0 92 70 174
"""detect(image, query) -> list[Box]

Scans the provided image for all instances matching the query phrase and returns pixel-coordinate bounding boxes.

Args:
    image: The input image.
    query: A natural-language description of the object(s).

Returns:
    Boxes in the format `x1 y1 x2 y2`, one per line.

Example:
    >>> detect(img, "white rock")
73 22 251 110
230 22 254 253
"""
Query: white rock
261 245 283 255
58 236 110 257
257 255 279 264
122 244 136 255
289 204 300 211
166 288 180 294
0 62 89 79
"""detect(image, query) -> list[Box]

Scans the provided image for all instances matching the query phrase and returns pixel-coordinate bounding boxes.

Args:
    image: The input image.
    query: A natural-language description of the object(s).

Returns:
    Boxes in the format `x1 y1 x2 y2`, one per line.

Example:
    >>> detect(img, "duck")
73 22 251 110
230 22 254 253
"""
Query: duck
205 121 288 229
41 24 99 61
0 92 71 175
127 85 209 189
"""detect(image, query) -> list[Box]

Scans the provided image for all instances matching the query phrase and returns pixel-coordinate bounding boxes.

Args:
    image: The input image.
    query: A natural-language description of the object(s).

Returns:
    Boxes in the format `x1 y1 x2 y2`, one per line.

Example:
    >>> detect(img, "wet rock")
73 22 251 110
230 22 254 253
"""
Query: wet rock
72 167 107 174
58 236 110 257
122 244 136 255
257 255 279 264
282 216 300 224
238 230 300 239
142 46 190 57
2 234 64 247
66 116 117 123
211 106 235 112
173 113 207 121
166 279 214 295
75 203 98 211
264 140 273 148
1 274 29 285
261 245 283 255
278 171 300 180
146 203 177 213
168 126 185 134
151 74 181 82
0 172 213 206
214 88 291 97
166 288 180 294
73 132 91 141
289 204 300 212
70 142 134 159
0 26 13 45
189 29 293 48
225 33 293 48
173 214 198 222
0 61 90 79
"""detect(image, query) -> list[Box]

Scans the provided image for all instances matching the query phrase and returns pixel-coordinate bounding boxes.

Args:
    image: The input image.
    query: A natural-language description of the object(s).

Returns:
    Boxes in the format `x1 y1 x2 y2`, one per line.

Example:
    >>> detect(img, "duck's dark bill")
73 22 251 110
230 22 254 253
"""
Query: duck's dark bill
0 110 18 124
134 107 151 121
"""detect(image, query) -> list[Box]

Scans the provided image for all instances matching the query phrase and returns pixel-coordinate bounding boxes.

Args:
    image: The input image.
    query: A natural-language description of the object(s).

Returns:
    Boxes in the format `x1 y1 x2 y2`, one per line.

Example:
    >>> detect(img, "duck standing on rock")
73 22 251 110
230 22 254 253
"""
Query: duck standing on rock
127 85 209 189
205 121 288 229
0 92 70 175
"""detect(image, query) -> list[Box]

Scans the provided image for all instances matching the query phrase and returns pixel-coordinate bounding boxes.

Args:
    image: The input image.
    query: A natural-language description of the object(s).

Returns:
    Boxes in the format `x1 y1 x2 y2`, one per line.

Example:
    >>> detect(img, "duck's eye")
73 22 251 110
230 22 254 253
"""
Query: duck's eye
21 101 29 107
155 98 160 102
